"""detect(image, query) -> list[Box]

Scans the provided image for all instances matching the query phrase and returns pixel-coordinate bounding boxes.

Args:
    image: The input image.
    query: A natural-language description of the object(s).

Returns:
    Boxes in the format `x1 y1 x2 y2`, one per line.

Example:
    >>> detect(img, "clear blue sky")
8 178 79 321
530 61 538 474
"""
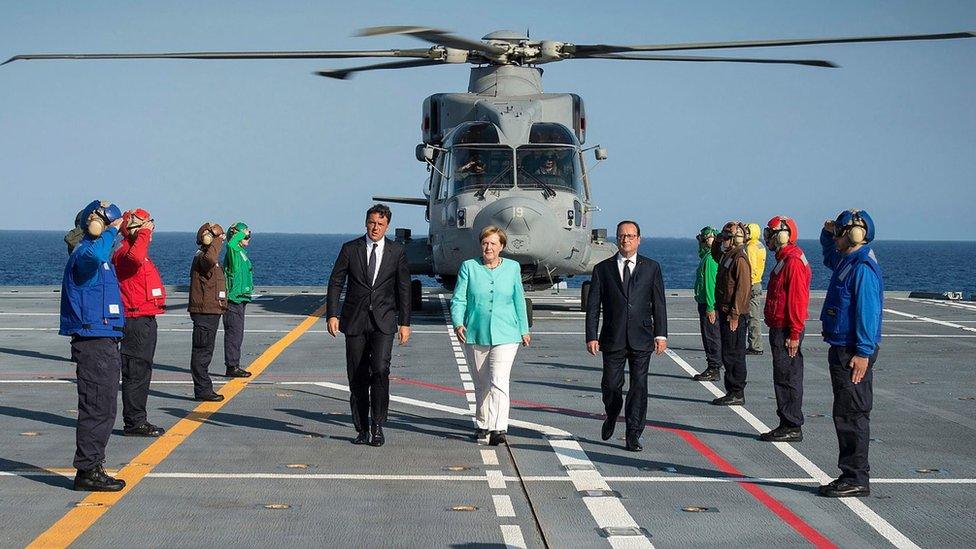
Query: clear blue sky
1 1 974 240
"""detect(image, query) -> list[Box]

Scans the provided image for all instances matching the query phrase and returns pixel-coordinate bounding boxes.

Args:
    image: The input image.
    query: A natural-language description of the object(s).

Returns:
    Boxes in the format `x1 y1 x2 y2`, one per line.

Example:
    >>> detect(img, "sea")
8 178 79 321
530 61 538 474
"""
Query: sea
0 231 972 295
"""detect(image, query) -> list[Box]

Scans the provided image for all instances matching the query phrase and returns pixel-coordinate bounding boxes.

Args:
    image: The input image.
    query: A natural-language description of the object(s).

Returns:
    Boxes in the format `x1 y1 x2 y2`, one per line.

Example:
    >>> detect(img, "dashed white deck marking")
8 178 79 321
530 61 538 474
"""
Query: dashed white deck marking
884 308 976 333
667 348 921 549
500 524 527 549
493 494 516 517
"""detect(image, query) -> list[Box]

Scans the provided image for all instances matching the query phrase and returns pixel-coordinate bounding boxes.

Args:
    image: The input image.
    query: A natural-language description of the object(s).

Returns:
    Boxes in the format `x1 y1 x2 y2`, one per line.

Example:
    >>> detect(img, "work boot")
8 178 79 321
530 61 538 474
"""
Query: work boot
693 368 720 382
759 425 802 442
73 465 125 492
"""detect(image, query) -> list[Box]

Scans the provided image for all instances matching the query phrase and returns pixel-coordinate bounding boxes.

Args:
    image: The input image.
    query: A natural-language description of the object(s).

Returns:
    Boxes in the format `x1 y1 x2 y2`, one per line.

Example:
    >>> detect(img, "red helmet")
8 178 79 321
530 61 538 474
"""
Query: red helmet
120 208 152 237
764 215 798 247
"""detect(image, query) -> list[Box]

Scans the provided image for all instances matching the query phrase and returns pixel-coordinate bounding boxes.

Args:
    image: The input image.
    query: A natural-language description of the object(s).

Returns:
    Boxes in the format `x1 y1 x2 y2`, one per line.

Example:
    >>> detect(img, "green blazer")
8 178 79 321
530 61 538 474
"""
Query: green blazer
451 258 530 346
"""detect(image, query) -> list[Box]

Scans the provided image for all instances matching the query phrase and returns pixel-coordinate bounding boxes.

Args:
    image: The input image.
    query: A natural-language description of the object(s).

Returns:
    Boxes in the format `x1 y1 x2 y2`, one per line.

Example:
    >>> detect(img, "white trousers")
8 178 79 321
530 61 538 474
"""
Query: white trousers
465 343 520 431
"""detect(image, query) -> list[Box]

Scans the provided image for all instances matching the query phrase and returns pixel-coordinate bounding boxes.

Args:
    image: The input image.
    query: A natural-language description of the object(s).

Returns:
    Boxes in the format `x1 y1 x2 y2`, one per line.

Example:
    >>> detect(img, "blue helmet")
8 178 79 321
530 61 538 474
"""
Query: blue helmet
80 200 122 236
834 209 875 244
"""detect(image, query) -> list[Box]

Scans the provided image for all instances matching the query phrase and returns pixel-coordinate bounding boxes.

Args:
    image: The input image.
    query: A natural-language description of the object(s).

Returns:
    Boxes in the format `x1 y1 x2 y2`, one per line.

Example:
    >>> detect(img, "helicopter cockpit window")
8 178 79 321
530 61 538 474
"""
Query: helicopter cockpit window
528 123 577 145
453 122 501 145
450 146 514 195
516 145 582 194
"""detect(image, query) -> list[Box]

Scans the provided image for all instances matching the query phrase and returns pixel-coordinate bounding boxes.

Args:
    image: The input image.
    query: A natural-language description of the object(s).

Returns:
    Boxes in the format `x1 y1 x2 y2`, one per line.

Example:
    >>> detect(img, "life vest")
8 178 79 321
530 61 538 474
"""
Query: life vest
59 242 126 338
820 246 883 346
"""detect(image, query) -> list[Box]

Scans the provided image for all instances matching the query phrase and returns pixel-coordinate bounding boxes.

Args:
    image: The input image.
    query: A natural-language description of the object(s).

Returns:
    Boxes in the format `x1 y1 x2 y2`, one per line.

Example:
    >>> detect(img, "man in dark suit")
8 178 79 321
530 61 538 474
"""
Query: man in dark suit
327 204 412 447
586 220 668 452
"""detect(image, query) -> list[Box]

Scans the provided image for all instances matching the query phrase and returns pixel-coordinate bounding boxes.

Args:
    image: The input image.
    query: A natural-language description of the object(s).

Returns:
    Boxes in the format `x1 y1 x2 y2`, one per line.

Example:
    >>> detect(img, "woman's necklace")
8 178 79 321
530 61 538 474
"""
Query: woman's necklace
484 257 502 270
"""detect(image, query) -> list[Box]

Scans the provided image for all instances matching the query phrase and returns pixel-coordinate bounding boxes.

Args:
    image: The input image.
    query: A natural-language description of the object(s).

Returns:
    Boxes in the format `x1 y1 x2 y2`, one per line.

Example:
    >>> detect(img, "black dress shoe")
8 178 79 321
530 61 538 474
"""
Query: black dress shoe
818 479 870 498
195 392 225 402
711 393 745 406
73 465 125 492
601 416 616 441
625 436 643 452
759 426 802 442
225 367 252 378
693 368 720 382
473 428 489 441
746 349 764 355
488 431 507 446
370 424 385 447
353 431 370 445
124 423 165 437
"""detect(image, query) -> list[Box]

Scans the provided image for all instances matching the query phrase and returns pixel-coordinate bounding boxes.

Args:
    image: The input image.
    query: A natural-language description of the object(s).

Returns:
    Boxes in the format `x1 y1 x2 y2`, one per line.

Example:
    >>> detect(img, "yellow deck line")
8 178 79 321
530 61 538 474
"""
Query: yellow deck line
27 303 327 549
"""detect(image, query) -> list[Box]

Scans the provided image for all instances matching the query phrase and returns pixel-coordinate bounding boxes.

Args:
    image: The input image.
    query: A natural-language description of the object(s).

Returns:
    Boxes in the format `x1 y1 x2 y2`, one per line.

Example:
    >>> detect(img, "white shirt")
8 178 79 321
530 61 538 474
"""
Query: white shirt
365 236 385 285
614 252 666 342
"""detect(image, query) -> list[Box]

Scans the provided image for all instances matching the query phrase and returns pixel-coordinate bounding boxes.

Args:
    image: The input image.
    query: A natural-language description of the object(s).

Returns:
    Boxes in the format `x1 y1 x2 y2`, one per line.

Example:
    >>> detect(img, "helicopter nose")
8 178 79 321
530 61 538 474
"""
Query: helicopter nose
472 197 561 261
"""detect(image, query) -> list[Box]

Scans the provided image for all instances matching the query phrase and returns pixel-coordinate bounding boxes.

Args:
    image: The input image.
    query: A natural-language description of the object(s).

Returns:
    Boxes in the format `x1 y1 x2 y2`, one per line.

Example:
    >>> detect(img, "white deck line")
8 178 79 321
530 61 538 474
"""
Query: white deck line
500 524 527 549
493 494 516 517
666 348 921 549
884 308 976 333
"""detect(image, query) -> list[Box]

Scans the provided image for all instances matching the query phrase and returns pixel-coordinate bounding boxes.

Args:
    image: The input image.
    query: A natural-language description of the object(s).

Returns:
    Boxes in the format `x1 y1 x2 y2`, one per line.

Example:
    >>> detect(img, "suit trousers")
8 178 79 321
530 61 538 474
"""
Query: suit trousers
344 313 394 432
697 303 722 369
719 311 749 395
748 283 764 352
465 343 520 432
601 346 651 438
120 316 157 429
769 327 804 428
829 345 877 487
223 302 247 369
190 313 221 397
71 336 121 471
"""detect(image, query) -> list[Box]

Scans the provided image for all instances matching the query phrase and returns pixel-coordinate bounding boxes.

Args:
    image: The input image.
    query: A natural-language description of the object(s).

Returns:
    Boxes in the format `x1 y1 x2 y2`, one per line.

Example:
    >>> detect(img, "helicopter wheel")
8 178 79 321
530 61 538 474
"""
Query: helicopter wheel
411 280 423 311
580 281 591 312
525 298 533 328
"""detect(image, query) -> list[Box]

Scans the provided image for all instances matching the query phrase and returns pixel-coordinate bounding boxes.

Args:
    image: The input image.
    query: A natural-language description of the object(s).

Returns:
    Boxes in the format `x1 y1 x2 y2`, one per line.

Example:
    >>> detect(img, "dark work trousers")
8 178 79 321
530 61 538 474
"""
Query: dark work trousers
769 327 805 428
719 311 749 396
829 345 877 487
190 313 221 397
120 316 158 429
344 313 395 433
601 346 652 438
747 283 764 352
71 336 121 471
697 303 722 370
223 302 247 370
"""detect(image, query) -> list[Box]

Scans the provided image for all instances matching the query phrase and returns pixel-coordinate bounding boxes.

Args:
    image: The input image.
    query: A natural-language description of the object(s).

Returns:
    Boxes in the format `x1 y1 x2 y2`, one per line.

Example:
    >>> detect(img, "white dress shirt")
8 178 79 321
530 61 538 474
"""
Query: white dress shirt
614 252 666 342
365 236 385 285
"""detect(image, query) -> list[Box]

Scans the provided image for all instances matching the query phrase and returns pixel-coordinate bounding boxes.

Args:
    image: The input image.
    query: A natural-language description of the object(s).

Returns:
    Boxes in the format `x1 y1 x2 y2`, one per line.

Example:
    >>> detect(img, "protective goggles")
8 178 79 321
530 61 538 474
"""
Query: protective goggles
763 226 789 241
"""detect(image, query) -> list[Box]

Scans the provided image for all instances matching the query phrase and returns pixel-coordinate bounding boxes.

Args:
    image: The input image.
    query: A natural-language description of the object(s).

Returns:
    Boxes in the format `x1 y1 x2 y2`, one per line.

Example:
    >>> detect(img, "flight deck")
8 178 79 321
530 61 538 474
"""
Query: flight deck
1 286 974 548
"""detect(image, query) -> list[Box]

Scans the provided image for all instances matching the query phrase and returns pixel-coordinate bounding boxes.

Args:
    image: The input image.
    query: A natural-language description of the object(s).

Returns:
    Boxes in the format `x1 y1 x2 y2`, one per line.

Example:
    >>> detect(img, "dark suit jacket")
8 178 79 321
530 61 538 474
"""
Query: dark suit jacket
327 236 412 336
585 254 668 352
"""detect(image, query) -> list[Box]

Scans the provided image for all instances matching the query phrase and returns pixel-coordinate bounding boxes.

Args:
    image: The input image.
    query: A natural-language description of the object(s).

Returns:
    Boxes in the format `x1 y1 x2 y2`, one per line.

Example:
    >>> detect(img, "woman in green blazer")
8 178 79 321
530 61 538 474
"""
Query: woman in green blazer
451 226 531 445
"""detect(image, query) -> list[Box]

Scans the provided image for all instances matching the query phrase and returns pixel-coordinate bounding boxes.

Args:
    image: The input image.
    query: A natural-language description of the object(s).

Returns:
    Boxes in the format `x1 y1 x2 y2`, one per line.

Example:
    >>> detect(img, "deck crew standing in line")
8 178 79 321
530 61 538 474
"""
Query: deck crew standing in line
222 222 254 379
586 220 668 452
451 226 531 446
759 216 811 442
693 226 722 382
710 221 752 406
59 200 126 491
328 204 412 447
745 223 767 355
818 209 883 498
112 209 166 437
188 222 228 402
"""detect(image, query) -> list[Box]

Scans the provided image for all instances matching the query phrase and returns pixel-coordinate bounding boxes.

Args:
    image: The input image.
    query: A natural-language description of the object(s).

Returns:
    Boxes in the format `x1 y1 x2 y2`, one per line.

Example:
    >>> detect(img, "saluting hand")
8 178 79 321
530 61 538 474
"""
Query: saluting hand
849 355 870 384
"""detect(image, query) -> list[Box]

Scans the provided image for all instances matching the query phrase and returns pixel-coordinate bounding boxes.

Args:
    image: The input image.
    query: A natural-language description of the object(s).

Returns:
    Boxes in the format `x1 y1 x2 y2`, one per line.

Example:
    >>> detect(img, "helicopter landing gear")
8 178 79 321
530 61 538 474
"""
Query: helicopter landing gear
411 279 423 311
525 298 533 328
580 281 591 312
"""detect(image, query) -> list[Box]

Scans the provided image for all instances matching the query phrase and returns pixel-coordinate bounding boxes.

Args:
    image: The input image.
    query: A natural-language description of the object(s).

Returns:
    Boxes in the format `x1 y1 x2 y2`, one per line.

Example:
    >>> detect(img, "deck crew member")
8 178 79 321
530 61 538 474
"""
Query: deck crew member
222 222 254 379
188 222 228 402
745 223 767 355
818 209 883 498
710 221 752 406
759 216 811 442
112 209 166 437
693 226 722 381
451 226 531 446
60 200 126 491
586 220 668 452
327 204 412 447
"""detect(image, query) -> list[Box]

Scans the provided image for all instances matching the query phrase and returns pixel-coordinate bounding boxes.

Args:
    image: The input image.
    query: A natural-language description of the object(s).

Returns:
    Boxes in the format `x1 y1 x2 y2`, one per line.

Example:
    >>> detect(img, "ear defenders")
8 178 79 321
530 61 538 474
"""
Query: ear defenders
197 222 223 246
723 221 746 246
763 216 797 250
82 200 122 238
833 209 874 246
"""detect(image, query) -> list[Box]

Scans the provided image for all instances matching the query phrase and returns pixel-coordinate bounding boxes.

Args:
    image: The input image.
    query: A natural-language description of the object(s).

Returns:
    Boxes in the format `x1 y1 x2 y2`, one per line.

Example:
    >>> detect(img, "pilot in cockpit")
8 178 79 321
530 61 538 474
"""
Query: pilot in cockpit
458 154 486 176
535 154 561 176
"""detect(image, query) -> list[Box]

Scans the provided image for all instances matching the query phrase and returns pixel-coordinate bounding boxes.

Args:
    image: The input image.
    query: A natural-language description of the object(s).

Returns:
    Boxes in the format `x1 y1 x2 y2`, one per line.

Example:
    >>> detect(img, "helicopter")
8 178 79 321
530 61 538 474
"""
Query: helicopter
5 27 974 316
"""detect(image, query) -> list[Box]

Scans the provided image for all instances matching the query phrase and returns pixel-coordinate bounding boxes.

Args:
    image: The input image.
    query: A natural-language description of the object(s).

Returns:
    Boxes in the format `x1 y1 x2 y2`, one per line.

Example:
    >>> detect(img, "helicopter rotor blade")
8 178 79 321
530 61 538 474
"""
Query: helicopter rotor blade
2 48 436 66
357 26 508 56
570 31 976 55
580 53 837 68
314 58 444 80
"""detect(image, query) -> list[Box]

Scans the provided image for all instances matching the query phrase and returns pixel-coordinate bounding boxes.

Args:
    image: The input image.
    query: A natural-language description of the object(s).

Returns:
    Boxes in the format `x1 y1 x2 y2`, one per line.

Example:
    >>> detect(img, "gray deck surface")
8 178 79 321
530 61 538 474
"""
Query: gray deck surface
1 286 974 548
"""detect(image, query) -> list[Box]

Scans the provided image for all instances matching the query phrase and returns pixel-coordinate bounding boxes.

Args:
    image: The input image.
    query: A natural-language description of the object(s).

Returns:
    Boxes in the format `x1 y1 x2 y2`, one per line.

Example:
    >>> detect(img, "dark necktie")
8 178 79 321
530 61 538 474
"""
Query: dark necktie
367 243 378 287
623 259 632 297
